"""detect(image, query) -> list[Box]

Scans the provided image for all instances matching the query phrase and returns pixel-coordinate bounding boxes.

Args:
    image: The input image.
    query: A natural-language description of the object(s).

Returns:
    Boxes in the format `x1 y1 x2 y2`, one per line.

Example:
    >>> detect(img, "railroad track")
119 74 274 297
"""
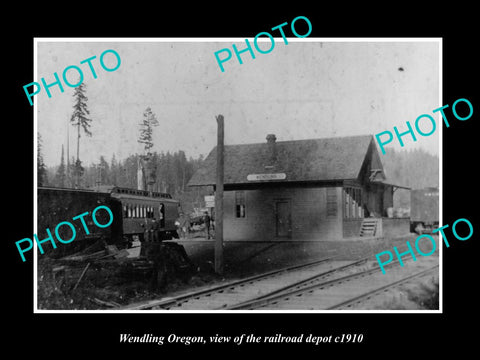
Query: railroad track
120 255 371 310
228 261 438 310
328 264 439 310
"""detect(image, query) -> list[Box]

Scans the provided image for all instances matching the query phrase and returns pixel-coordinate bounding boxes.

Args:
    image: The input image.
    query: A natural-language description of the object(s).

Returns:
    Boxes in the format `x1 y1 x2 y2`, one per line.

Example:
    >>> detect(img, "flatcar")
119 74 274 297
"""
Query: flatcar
37 185 180 256
410 187 439 234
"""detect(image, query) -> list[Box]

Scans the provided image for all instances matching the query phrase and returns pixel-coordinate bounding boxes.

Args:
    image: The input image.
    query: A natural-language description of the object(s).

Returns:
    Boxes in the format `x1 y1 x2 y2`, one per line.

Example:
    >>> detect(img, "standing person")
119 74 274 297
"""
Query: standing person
176 212 190 240
151 217 160 242
204 211 211 239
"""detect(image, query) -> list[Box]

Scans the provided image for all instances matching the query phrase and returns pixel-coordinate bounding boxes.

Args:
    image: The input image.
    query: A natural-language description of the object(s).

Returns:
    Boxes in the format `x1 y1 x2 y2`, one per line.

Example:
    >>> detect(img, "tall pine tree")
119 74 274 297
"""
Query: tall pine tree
55 144 66 187
110 153 119 185
37 133 47 187
70 83 92 187
96 155 109 186
138 107 158 154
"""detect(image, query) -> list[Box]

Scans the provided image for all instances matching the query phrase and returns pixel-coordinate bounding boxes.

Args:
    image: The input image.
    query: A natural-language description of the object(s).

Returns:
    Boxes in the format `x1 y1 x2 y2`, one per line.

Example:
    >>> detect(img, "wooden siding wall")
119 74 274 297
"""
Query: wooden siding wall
223 186 343 241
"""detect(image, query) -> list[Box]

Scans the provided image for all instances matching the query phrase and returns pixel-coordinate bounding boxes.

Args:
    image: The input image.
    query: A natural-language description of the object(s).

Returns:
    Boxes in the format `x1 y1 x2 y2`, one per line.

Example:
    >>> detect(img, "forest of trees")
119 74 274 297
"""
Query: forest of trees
382 148 439 190
382 147 439 209
42 151 211 213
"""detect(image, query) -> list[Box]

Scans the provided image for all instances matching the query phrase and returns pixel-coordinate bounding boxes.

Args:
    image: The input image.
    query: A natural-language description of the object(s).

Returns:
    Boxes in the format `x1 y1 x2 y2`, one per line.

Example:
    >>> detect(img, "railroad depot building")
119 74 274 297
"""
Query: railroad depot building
188 134 409 241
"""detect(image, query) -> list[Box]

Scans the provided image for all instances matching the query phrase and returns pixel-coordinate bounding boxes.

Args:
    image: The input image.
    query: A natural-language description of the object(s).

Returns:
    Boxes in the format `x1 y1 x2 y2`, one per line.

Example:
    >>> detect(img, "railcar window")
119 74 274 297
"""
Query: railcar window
159 203 165 227
159 204 164 220
123 205 127 218
127 205 132 218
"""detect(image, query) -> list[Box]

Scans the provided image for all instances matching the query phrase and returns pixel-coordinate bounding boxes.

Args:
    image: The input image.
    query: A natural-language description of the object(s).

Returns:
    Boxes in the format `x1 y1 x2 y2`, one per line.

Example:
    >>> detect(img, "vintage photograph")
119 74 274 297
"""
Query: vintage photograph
34 39 440 311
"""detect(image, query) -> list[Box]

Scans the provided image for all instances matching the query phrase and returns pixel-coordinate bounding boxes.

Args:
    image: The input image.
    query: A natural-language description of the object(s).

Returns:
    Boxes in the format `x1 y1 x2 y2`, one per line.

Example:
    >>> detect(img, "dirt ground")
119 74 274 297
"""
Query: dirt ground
353 258 439 310
37 248 222 310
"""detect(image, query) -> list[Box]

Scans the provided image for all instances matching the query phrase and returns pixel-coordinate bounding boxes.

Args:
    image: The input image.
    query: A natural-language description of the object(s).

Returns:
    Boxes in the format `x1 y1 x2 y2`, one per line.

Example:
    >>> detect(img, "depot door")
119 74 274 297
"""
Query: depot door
275 200 291 238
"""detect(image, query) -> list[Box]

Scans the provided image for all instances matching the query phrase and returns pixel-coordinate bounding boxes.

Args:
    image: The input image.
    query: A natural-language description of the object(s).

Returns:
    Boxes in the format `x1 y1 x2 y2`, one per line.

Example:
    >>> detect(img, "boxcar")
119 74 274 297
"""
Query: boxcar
37 187 123 256
410 187 439 234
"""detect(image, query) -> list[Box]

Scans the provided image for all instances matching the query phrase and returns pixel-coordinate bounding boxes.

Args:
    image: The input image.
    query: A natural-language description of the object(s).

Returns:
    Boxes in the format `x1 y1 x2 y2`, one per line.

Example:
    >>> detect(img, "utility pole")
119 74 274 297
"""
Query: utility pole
215 114 224 275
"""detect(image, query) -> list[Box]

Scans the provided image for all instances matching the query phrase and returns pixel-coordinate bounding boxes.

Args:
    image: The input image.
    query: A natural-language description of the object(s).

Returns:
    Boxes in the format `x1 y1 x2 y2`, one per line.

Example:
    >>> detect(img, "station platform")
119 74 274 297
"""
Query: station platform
174 233 439 277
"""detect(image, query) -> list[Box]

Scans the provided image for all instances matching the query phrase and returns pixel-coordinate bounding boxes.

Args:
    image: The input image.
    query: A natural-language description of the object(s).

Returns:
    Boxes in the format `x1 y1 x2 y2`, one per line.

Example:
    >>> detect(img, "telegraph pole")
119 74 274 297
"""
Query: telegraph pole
215 114 224 275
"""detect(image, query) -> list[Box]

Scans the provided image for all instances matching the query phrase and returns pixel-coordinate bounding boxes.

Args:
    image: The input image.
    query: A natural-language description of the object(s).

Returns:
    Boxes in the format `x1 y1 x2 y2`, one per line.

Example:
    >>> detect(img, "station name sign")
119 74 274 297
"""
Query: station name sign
247 173 286 181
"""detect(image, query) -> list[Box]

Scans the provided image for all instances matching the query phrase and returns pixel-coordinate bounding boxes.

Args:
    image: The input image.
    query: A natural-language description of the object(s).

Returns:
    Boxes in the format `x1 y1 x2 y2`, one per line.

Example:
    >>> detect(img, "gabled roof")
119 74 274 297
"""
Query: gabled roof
188 134 385 186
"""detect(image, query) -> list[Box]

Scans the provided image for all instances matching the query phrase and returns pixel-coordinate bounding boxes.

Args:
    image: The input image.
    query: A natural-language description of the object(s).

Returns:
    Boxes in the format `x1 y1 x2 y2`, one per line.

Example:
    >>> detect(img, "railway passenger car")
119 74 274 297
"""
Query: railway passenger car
105 186 180 242
410 187 439 234
37 186 180 257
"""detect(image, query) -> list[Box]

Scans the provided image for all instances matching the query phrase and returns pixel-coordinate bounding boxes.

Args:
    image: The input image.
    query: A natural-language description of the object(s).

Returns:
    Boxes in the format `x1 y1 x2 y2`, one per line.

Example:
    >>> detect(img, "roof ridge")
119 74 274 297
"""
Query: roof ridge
222 134 373 147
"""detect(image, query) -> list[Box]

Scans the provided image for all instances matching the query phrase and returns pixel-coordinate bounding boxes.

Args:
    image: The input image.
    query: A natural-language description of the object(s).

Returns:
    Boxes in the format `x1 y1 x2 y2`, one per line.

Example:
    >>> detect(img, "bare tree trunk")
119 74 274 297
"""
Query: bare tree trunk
66 120 70 186
76 122 81 187
77 122 80 161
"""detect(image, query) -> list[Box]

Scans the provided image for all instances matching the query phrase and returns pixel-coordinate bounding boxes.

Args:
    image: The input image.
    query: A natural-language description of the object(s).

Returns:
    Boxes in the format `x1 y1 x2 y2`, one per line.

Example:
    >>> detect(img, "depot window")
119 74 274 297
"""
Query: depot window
235 191 246 218
326 187 337 218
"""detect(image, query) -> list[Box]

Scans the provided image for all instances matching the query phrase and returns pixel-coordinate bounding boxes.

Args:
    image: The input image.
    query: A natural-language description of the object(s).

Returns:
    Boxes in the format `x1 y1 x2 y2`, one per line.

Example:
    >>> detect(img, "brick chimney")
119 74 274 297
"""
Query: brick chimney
266 134 277 166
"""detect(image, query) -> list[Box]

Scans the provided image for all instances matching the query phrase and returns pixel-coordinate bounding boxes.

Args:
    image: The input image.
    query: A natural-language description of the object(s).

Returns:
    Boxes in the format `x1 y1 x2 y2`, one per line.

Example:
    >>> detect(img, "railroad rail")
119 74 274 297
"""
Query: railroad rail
328 264 439 310
119 255 369 310
223 257 370 309
228 261 437 310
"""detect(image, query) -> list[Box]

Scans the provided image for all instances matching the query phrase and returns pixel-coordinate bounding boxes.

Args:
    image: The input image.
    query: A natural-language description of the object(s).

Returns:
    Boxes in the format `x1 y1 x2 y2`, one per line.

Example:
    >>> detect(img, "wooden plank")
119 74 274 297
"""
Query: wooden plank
72 262 91 292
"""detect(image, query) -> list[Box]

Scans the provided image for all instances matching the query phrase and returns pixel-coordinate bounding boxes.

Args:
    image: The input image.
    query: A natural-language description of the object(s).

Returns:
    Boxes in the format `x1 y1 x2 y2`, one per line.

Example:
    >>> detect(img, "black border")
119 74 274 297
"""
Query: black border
6 5 479 355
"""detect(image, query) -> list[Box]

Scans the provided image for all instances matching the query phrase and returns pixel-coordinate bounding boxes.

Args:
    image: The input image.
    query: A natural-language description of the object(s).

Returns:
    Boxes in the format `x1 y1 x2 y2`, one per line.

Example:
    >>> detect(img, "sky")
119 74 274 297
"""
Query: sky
36 39 440 167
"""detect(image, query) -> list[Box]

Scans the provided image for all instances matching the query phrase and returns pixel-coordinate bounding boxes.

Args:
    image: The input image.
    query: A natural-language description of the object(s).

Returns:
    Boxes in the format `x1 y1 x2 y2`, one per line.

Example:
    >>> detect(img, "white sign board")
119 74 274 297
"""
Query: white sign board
204 195 215 208
247 173 286 181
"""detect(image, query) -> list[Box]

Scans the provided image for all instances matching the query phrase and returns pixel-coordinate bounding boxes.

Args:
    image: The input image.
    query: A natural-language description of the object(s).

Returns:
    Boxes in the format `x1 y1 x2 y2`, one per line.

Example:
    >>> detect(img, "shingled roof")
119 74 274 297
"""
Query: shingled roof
188 134 384 186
